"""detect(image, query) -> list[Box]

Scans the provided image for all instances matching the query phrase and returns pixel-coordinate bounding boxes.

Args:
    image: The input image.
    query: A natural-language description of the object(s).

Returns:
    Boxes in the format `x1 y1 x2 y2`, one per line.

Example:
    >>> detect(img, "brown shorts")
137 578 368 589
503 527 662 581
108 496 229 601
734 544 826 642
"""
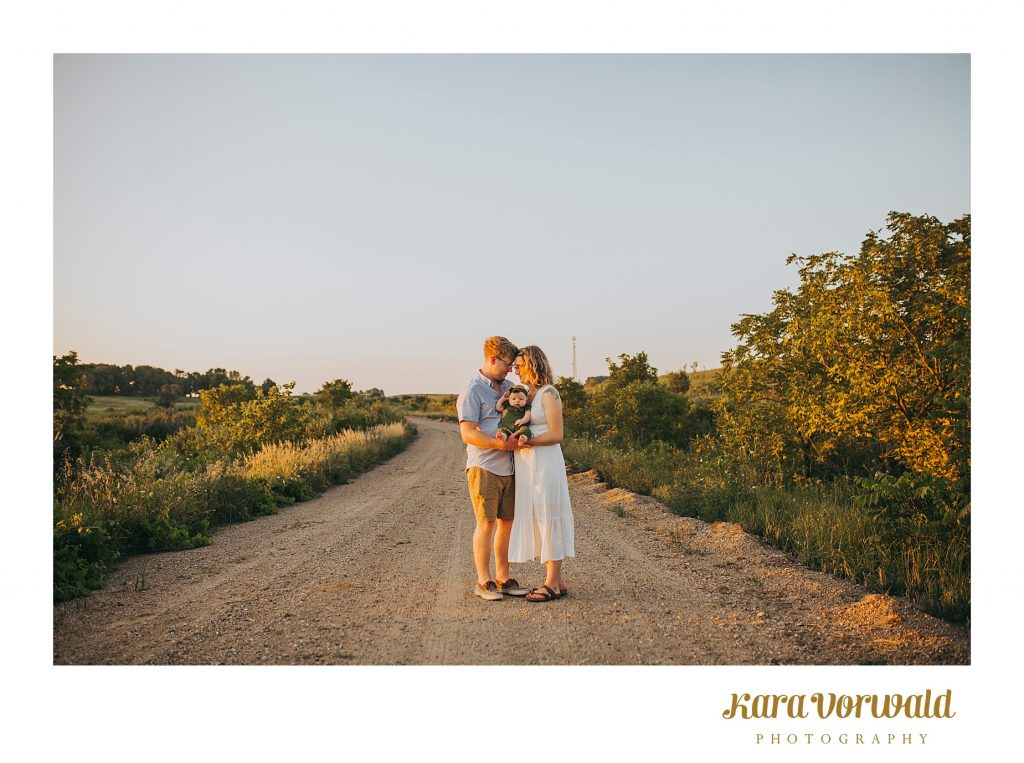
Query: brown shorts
466 466 515 523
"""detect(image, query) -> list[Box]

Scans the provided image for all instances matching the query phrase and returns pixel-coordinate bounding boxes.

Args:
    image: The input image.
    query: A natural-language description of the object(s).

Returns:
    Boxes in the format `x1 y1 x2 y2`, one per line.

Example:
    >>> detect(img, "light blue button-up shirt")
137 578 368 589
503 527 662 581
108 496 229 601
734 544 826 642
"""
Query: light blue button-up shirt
456 370 515 476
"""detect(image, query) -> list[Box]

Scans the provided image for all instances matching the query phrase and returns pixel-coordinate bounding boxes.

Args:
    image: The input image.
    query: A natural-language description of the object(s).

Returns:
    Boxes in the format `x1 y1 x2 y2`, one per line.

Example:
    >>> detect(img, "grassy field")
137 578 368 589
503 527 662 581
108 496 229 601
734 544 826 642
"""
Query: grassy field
85 395 200 418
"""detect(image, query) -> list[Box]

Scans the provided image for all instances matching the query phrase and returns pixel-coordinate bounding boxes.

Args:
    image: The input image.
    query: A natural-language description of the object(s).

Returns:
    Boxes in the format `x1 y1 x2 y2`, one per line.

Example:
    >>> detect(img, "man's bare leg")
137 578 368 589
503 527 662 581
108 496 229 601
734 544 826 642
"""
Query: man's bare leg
493 518 513 583
473 519 496 584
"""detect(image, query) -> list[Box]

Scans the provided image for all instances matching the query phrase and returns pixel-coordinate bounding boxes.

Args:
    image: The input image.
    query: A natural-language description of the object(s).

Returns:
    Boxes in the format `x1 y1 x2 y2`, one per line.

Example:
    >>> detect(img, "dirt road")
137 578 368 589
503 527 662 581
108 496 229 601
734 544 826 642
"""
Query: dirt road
53 418 969 665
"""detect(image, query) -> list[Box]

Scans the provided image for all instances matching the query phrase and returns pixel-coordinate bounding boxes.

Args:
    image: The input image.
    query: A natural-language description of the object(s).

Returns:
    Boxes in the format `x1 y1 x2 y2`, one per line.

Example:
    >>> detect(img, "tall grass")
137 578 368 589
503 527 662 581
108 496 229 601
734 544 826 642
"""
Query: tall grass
54 422 415 602
563 436 969 622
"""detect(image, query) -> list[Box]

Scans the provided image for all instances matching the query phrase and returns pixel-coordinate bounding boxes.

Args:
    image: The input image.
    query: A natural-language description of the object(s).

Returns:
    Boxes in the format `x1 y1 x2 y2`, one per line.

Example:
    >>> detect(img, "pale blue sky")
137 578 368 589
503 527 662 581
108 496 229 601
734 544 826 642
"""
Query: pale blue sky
54 54 969 394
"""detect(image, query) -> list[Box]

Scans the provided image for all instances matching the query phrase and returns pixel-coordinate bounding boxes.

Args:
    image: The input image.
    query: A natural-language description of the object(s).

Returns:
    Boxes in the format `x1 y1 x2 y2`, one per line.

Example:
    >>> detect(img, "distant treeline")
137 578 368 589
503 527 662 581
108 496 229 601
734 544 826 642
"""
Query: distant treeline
77 362 268 397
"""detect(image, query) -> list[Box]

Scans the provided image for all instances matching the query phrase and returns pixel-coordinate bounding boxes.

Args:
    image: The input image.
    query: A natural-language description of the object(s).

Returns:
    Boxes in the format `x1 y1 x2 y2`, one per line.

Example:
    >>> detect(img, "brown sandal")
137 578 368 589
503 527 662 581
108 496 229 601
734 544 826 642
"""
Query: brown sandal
526 585 560 602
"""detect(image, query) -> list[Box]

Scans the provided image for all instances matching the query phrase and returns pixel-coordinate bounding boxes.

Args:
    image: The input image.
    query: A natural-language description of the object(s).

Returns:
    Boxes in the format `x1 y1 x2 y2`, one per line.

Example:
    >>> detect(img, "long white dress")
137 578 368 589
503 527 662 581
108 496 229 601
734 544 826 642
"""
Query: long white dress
508 384 576 563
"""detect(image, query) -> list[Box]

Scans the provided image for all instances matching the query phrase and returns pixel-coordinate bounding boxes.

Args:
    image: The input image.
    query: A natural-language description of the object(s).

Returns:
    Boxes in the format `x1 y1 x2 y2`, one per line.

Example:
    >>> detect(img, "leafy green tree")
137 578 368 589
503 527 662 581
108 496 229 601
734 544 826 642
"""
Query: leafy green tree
317 378 353 407
719 211 970 486
589 377 689 447
193 382 299 455
554 376 587 418
156 384 182 409
606 352 658 385
54 351 91 450
662 370 691 394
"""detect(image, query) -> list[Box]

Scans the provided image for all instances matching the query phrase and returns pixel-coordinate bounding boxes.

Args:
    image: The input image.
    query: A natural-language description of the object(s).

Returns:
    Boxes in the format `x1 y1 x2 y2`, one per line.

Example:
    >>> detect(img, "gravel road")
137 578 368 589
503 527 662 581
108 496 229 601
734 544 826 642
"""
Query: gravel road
53 418 969 665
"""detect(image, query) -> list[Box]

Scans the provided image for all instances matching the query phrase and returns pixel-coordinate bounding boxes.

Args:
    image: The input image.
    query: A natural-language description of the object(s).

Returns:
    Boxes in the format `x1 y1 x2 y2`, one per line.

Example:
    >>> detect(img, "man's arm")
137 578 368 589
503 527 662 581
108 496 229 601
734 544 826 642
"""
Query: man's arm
460 420 518 450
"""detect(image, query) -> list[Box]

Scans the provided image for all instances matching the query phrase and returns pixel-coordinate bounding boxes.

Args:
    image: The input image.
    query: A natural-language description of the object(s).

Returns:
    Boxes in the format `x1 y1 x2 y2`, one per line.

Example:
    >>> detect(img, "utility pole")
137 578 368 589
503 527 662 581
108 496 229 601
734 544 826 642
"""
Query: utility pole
571 336 577 379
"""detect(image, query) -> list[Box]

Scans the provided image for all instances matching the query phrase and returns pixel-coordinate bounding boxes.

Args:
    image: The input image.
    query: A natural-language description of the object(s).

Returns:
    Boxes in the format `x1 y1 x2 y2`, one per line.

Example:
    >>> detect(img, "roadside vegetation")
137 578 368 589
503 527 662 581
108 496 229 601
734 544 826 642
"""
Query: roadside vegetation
53 363 413 603
390 393 459 423
559 212 970 622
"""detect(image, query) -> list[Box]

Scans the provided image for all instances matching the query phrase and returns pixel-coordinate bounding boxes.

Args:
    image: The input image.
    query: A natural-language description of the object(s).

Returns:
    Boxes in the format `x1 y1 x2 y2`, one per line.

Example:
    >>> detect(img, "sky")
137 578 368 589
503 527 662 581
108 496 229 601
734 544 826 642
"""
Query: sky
53 54 970 395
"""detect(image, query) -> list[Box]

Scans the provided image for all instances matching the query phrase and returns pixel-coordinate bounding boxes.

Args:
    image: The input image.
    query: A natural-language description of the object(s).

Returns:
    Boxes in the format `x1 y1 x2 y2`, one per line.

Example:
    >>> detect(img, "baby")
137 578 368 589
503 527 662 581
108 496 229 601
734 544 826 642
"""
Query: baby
495 385 533 446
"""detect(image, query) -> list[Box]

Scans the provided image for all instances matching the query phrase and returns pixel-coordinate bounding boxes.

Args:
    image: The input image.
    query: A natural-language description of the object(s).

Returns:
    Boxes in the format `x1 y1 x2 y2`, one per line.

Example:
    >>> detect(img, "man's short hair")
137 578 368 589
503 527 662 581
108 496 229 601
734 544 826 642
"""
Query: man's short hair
483 336 518 360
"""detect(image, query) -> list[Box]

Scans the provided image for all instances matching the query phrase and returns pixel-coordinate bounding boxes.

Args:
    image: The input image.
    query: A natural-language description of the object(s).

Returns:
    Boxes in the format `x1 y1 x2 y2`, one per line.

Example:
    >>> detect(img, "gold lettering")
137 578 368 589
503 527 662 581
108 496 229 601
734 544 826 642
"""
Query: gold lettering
905 694 923 717
722 693 749 720
812 692 835 718
935 689 955 718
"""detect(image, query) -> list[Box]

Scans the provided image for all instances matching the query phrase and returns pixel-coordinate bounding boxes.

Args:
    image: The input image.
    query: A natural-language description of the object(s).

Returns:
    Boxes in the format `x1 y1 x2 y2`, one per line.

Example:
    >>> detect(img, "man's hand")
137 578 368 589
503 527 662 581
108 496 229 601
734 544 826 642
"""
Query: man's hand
495 434 528 451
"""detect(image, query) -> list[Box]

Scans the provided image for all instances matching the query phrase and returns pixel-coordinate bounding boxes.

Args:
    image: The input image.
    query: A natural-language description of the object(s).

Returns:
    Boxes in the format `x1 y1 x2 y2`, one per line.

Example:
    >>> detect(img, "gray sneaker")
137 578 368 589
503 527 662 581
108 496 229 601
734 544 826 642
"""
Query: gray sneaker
474 580 503 600
496 578 529 596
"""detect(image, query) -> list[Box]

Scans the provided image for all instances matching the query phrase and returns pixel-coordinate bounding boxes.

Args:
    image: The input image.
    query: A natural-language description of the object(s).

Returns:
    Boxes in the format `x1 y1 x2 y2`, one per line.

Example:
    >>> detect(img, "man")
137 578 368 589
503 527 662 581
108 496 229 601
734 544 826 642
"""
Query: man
456 336 531 600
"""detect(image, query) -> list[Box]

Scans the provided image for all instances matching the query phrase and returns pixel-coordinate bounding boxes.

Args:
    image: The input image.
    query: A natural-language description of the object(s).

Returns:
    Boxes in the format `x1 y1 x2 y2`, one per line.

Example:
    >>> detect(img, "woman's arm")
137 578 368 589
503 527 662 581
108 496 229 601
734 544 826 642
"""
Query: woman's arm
525 389 563 446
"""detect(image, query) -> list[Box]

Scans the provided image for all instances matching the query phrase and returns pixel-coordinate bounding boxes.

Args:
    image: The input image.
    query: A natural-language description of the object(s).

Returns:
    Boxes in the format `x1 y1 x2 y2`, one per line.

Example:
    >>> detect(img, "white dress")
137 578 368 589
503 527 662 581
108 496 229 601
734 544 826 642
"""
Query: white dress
508 384 576 563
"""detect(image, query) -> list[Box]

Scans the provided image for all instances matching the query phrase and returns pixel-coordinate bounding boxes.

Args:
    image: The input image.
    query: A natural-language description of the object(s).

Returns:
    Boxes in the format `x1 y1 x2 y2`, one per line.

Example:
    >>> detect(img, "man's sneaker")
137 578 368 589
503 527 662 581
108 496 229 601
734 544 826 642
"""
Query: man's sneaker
496 578 529 596
473 580 503 600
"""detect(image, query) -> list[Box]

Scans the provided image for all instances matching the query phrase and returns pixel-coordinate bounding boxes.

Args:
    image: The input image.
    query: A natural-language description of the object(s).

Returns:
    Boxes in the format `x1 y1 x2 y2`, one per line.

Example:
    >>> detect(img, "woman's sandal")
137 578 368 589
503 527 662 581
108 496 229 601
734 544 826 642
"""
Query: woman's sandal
525 585 561 602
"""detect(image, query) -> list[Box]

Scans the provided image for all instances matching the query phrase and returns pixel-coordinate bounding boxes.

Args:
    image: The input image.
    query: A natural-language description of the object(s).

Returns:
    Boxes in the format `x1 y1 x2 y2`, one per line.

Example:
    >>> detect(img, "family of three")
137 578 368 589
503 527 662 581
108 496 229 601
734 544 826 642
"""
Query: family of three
456 336 575 603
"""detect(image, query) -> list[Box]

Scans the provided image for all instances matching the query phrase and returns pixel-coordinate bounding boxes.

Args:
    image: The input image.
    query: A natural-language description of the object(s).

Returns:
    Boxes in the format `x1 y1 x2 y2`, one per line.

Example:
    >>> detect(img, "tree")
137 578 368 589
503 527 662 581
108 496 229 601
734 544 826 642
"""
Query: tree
589 377 689 448
156 384 182 409
260 378 277 394
54 351 91 449
193 382 299 455
586 353 693 447
662 370 691 394
317 378 353 407
554 376 587 417
719 212 970 485
605 352 658 385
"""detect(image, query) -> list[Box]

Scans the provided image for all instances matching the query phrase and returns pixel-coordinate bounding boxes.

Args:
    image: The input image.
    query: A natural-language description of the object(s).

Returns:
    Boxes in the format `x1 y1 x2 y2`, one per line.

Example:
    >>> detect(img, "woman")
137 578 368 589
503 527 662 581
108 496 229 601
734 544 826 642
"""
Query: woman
507 345 575 602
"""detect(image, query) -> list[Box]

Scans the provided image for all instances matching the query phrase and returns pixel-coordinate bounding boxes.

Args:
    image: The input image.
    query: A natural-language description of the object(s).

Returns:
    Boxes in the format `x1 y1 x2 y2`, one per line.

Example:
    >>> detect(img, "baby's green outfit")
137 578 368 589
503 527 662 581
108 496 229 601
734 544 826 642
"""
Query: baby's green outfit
499 404 532 439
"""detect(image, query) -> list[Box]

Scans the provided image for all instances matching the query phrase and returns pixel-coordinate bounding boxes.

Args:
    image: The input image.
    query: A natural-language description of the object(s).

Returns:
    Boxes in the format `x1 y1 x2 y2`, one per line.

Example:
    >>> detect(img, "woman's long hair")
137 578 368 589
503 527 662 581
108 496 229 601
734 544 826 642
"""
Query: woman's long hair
515 345 553 387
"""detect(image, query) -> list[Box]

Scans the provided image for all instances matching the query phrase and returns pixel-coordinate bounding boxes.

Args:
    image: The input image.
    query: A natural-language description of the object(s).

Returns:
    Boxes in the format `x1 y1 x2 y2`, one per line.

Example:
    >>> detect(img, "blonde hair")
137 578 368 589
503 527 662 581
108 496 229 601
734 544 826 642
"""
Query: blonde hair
483 336 518 361
515 345 553 386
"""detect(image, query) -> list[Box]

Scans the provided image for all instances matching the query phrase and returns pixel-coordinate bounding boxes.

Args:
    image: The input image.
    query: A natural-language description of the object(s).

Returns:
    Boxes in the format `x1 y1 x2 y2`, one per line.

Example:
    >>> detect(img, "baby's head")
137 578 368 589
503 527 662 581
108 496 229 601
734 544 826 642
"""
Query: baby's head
508 386 529 407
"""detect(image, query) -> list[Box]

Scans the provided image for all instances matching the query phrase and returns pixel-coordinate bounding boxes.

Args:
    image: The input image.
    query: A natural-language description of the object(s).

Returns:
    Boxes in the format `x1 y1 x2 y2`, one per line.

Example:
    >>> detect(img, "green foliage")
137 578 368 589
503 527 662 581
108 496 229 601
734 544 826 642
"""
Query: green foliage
54 363 413 603
555 212 970 622
563 436 969 621
53 509 119 603
78 408 196 453
317 378 353 407
719 211 970 485
588 378 690 447
156 384 182 409
661 370 691 394
553 376 587 417
80 361 255 397
54 351 92 455
190 382 301 457
53 422 416 602
606 351 659 385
